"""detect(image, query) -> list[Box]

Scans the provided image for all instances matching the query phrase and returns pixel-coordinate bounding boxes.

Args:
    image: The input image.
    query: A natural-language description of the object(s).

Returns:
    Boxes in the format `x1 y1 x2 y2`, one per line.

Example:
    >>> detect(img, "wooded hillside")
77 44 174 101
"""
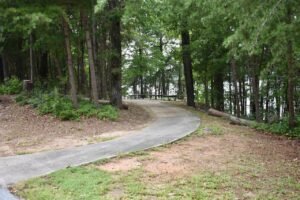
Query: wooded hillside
0 0 299 134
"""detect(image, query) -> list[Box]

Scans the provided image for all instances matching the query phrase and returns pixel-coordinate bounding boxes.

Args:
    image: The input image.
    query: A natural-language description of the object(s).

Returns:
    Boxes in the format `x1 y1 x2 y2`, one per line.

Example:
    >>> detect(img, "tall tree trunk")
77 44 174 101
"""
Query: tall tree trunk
2 55 7 80
159 36 166 96
181 29 195 107
0 56 4 82
251 55 260 121
62 15 78 107
29 33 34 82
239 80 243 115
82 10 99 104
98 23 108 99
214 70 224 111
211 79 214 108
204 74 209 108
265 78 270 122
231 59 240 117
108 0 123 108
16 38 24 79
178 65 183 98
40 51 48 80
286 2 297 128
140 76 144 95
242 77 247 116
275 77 281 120
229 73 232 114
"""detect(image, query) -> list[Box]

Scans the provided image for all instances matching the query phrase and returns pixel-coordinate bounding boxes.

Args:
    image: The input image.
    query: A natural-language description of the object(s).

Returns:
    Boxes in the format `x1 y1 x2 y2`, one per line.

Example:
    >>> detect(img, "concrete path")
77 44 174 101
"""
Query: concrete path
0 100 200 187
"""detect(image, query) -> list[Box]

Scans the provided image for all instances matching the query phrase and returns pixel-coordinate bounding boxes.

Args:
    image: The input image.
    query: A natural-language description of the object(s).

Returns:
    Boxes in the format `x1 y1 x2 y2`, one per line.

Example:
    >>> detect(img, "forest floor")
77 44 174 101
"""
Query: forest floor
12 102 300 200
0 95 153 157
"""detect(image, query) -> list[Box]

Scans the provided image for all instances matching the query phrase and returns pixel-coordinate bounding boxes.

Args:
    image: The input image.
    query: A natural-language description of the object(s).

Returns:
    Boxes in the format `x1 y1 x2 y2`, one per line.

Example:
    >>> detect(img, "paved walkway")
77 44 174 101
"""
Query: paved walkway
0 100 200 187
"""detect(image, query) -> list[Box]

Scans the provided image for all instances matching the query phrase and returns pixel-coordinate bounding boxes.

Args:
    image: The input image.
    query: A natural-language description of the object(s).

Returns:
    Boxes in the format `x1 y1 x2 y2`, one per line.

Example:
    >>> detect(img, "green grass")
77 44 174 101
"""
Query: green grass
15 167 112 200
14 164 300 200
14 166 237 200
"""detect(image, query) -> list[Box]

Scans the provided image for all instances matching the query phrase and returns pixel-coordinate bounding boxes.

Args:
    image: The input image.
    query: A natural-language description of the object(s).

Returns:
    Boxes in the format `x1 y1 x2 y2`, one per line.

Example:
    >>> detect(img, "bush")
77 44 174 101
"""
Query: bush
57 110 80 121
0 76 22 95
97 105 118 121
15 89 119 121
252 116 300 138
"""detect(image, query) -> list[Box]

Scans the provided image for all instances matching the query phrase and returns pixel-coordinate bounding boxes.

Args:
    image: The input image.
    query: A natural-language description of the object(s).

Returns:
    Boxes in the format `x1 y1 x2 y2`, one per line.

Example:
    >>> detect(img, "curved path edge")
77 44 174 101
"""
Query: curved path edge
0 100 200 188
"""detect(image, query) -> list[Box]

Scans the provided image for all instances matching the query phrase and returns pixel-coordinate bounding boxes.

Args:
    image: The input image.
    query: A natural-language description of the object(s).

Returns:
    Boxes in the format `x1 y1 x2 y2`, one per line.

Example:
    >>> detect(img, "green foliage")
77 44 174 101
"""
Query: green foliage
16 167 112 200
0 76 22 95
16 89 118 121
252 117 300 138
97 105 118 120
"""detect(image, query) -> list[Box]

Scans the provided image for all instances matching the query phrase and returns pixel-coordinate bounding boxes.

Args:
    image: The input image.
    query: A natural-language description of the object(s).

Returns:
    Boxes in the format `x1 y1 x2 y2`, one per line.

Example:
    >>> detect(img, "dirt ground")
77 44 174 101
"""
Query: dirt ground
0 95 152 156
96 110 300 199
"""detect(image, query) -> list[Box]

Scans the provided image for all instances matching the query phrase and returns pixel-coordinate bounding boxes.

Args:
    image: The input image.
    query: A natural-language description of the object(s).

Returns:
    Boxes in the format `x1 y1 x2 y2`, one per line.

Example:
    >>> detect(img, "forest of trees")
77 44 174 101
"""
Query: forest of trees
0 0 299 131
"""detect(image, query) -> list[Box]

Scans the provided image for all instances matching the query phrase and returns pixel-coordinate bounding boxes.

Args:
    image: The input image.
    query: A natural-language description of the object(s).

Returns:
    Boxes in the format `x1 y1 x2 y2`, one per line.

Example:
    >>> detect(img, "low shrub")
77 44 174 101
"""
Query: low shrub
97 105 118 121
0 76 22 95
252 116 300 138
16 89 118 121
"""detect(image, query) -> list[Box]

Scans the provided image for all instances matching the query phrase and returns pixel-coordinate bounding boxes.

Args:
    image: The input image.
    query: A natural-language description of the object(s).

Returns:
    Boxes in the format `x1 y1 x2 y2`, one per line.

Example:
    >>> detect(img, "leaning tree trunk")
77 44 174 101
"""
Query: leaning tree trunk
181 29 195 107
108 0 123 108
82 9 99 104
62 15 78 107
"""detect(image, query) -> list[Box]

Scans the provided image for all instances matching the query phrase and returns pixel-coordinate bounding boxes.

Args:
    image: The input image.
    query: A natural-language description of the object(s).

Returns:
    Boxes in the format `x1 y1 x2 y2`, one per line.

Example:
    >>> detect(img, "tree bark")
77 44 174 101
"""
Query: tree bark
251 56 260 121
29 33 34 82
286 2 297 128
62 15 78 107
181 29 195 107
40 51 48 80
231 59 240 117
228 72 232 114
108 0 123 108
208 108 254 126
214 70 224 111
82 10 99 104
0 55 4 82
159 36 166 96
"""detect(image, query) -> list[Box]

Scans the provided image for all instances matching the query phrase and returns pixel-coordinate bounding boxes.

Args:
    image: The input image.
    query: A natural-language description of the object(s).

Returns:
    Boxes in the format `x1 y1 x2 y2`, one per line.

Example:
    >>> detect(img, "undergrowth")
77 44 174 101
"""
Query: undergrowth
0 76 22 95
15 89 118 121
252 116 300 139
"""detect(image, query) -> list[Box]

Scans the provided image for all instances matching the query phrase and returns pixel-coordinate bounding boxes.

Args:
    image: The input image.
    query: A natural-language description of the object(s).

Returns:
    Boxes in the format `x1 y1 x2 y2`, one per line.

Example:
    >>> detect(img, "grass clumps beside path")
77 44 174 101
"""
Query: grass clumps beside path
13 167 112 200
15 89 118 121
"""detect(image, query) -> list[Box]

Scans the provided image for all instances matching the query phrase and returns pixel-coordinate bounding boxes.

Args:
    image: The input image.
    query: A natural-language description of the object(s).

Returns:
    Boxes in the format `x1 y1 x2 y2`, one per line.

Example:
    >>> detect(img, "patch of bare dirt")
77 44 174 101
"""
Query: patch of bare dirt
97 158 142 172
96 111 300 185
0 96 153 156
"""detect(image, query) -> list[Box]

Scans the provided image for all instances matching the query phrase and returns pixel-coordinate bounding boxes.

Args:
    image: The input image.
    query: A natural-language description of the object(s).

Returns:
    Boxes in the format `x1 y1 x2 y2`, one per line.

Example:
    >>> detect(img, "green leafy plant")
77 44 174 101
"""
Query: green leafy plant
252 116 300 138
16 89 119 121
97 105 118 121
0 76 22 95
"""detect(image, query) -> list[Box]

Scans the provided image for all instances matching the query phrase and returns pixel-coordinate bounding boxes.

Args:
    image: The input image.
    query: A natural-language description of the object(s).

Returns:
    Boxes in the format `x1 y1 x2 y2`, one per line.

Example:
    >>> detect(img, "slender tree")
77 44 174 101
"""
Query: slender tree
62 14 78 107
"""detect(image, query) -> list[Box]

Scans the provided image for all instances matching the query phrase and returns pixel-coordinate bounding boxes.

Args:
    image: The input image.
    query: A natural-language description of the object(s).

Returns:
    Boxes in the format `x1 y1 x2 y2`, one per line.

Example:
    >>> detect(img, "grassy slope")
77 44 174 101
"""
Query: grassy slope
12 108 300 200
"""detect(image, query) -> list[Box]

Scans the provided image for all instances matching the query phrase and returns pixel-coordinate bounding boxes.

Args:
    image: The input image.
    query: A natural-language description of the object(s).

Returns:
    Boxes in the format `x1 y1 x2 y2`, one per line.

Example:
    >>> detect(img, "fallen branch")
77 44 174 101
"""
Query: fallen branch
208 108 255 126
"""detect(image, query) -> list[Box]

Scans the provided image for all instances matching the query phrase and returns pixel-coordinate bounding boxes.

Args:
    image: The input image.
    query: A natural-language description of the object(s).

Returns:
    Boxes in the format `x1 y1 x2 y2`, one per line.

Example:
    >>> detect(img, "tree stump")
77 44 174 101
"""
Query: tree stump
23 80 34 92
